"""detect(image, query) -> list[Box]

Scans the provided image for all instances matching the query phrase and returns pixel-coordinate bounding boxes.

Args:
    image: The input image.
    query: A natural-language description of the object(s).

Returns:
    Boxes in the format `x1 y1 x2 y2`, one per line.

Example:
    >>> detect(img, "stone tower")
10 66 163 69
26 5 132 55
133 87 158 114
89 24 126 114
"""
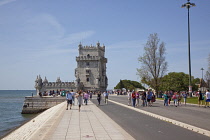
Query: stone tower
75 42 108 91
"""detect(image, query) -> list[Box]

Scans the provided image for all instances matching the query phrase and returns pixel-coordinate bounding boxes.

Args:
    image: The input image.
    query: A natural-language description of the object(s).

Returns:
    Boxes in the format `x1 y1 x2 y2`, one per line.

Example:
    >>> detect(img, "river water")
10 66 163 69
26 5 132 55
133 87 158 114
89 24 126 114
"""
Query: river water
0 90 36 138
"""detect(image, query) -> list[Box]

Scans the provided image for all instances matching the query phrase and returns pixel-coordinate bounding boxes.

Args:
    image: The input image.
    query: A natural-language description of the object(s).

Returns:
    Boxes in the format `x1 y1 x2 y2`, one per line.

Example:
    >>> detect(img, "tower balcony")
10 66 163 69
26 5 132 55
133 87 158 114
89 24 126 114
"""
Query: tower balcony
76 56 100 61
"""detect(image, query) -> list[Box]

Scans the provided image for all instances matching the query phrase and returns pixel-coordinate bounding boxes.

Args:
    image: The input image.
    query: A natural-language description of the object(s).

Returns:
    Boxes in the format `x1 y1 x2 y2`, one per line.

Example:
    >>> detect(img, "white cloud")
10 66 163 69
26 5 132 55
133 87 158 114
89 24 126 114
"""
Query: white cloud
0 13 95 65
0 0 16 6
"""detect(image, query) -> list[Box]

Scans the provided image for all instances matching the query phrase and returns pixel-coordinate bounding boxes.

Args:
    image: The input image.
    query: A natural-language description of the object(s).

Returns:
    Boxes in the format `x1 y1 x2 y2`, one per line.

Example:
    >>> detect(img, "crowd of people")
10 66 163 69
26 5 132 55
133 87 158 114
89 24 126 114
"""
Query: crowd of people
127 89 156 107
126 89 210 108
38 88 210 110
65 90 109 112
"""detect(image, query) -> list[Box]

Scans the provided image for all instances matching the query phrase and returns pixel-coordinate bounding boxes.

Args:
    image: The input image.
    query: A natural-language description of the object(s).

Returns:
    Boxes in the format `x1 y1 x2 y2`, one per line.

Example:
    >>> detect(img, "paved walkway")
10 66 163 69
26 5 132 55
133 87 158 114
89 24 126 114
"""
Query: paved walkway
45 101 134 140
108 95 210 137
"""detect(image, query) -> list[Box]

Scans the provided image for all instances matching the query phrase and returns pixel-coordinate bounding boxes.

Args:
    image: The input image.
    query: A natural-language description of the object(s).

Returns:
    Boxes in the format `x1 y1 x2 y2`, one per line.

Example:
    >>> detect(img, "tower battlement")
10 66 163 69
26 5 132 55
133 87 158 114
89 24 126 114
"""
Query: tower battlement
78 42 105 52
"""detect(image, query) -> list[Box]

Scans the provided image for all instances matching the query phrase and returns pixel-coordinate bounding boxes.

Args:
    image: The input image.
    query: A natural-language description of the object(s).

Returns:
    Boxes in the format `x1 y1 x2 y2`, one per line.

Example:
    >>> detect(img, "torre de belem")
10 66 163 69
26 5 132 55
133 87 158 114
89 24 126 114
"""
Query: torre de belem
35 42 108 95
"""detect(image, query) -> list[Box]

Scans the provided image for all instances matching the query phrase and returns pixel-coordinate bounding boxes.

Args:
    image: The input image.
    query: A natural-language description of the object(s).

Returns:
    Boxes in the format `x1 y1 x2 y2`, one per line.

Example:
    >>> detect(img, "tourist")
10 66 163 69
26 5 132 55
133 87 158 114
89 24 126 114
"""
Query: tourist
70 90 75 105
198 90 204 107
163 91 168 106
136 91 140 107
39 92 42 97
172 92 178 107
77 90 83 112
141 91 147 107
177 92 182 106
147 89 153 107
66 91 73 110
90 91 93 99
183 92 187 106
205 89 210 108
168 91 173 106
97 92 102 106
84 91 89 105
151 92 156 104
103 91 109 104
131 91 136 107
127 90 131 106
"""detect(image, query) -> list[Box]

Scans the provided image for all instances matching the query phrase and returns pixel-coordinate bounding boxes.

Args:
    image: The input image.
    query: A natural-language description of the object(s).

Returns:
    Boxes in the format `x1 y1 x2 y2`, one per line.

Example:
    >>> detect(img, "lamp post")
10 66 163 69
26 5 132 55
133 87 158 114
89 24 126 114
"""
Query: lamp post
181 0 196 97
201 68 204 93
201 68 204 80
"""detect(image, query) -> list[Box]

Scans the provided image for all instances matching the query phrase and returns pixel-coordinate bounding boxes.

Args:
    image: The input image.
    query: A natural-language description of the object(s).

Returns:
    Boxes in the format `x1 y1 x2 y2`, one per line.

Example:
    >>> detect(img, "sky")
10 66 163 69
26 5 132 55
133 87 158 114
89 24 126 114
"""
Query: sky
0 0 209 90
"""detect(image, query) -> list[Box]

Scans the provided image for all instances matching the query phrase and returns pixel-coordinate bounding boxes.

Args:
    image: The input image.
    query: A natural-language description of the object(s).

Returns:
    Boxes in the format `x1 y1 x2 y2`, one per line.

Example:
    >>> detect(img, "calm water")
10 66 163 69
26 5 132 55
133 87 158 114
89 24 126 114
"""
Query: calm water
0 90 36 138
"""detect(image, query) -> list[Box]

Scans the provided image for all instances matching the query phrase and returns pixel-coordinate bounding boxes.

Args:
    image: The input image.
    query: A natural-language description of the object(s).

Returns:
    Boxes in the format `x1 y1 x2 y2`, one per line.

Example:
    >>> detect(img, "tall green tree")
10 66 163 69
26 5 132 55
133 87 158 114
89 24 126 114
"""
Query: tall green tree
159 72 199 91
137 33 167 95
114 80 145 90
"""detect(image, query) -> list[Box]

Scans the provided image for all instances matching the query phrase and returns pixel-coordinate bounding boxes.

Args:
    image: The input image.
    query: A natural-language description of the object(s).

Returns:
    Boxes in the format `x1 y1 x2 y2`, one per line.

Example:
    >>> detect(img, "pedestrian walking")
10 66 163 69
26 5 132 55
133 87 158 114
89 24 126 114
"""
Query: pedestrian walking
198 91 204 107
172 92 178 107
147 89 153 107
177 92 182 106
90 91 93 99
103 91 109 104
136 91 140 107
142 91 147 107
77 91 83 112
163 91 168 106
168 91 173 106
127 90 131 106
84 91 89 105
97 92 102 106
70 90 75 105
66 91 73 110
183 92 187 106
205 89 210 108
131 91 136 107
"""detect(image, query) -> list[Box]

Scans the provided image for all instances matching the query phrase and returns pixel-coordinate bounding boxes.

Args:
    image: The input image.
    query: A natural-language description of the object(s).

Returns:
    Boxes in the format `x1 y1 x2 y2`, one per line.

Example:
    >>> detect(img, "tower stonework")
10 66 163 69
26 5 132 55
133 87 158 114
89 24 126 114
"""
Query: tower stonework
75 42 108 91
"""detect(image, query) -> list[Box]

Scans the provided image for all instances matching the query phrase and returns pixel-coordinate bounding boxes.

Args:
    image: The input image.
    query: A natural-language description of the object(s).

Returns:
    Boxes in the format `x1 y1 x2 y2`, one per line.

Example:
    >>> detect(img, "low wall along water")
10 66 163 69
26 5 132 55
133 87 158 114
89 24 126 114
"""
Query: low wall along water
21 96 66 114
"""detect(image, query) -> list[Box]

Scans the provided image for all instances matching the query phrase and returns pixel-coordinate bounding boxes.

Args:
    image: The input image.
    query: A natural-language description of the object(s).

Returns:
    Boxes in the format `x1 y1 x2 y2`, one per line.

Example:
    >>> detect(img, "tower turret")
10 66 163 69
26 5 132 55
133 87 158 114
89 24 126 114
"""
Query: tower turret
35 75 43 95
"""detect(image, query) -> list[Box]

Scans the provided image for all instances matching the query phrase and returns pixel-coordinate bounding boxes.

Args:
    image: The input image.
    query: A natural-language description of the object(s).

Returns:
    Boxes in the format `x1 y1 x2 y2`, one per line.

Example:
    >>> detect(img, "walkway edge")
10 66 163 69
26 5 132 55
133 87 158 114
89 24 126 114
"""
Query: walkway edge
2 102 66 140
109 99 210 137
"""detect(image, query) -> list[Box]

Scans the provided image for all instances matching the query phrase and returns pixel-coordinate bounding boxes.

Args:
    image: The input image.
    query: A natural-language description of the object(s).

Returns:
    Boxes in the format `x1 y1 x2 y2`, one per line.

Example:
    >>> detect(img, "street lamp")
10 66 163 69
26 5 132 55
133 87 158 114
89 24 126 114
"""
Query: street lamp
181 0 196 97
201 68 204 93
201 68 204 80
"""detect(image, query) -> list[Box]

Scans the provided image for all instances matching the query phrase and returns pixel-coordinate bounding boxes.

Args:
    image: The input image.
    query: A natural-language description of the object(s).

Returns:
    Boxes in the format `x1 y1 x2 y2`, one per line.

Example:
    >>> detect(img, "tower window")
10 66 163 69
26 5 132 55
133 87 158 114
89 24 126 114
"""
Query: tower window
86 62 90 66
86 78 89 82
86 70 90 73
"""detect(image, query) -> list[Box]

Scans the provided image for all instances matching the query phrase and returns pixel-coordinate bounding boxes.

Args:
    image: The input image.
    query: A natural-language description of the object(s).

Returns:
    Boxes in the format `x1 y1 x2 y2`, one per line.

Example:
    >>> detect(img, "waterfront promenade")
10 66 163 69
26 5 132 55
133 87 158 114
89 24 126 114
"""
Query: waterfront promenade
2 95 210 140
2 100 134 140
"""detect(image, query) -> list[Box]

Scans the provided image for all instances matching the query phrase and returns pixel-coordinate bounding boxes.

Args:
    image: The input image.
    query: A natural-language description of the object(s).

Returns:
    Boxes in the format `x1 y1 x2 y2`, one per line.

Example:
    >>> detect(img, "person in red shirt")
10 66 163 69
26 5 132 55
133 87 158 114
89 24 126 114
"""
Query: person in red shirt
131 91 136 107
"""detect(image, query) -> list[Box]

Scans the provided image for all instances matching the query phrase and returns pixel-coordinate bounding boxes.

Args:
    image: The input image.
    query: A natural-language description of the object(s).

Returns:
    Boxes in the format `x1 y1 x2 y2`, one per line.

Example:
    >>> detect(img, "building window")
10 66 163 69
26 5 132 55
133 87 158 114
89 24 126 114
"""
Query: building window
87 54 90 58
86 62 90 66
86 78 89 82
86 70 90 73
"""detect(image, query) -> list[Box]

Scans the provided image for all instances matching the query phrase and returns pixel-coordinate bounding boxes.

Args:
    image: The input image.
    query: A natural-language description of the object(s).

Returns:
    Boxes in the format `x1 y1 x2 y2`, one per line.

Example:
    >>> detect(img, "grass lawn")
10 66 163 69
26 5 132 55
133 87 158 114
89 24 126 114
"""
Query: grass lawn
157 97 203 105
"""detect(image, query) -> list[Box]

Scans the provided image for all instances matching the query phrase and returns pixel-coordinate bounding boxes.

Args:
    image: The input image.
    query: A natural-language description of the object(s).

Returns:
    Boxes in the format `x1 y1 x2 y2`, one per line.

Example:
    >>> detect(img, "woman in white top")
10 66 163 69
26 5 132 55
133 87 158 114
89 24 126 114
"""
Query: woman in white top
127 90 131 106
77 90 83 112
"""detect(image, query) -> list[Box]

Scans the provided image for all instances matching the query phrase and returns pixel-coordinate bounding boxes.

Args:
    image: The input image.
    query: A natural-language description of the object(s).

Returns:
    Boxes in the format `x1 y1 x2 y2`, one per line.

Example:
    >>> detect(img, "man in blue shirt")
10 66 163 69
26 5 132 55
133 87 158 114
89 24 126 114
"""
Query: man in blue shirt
103 91 109 104
66 91 73 110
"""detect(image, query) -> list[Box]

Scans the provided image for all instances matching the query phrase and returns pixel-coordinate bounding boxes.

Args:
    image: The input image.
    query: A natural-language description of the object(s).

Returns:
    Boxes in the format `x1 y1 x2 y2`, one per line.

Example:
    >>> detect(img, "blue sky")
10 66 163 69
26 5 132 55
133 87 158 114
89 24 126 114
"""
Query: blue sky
0 0 209 90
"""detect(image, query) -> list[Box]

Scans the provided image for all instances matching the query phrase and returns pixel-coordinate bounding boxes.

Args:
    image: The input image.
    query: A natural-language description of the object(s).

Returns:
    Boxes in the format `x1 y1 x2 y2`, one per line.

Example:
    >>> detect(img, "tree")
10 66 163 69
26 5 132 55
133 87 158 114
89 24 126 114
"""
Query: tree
114 80 145 90
137 33 167 95
159 72 199 91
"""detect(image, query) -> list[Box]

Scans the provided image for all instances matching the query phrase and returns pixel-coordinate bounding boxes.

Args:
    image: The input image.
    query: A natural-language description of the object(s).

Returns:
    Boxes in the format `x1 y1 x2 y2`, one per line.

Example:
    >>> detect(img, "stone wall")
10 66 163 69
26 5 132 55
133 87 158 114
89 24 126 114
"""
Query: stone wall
21 96 66 114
